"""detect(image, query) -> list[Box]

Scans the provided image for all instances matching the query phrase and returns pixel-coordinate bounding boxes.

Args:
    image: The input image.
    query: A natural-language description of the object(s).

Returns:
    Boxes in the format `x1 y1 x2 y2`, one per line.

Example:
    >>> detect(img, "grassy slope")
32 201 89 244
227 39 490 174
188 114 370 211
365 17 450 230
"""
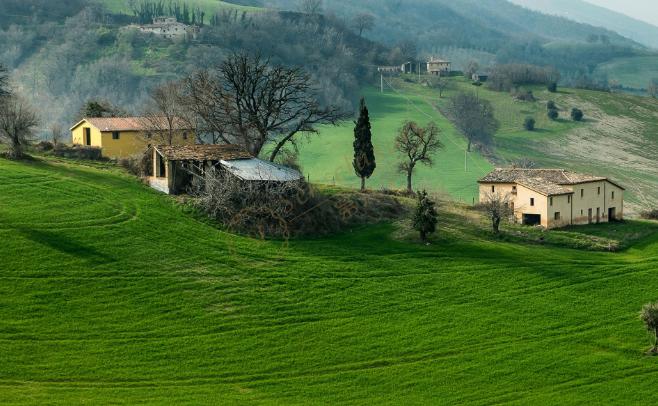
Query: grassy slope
594 56 658 90
1 156 658 404
298 87 493 203
100 0 261 14
302 76 658 212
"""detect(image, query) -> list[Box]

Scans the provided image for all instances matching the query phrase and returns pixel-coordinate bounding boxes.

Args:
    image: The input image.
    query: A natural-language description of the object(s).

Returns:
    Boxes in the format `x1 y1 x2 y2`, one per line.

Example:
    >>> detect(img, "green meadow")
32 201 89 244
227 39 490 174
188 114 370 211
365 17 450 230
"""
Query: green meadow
594 56 658 90
1 154 658 404
298 87 493 203
301 76 658 212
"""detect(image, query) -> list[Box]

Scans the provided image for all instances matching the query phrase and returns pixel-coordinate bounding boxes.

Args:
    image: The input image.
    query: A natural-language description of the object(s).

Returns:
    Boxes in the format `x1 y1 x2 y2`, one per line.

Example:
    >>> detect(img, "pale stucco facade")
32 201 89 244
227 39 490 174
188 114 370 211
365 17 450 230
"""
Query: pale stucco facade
479 169 624 229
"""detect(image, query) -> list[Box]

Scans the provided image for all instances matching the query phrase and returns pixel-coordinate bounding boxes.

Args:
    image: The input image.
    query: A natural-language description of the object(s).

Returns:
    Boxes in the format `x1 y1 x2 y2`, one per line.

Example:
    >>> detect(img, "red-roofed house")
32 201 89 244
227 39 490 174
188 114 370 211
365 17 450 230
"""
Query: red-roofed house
69 117 196 159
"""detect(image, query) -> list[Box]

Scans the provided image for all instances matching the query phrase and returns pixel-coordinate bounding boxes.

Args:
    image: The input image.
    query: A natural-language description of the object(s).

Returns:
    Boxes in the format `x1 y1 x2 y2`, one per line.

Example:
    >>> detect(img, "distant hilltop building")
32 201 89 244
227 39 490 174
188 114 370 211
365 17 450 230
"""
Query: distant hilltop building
426 57 451 76
129 16 199 40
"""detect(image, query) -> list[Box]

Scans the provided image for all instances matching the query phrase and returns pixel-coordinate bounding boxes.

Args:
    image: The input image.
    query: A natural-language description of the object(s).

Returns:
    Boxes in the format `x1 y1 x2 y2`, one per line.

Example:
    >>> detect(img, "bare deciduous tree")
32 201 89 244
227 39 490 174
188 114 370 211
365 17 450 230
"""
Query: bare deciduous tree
50 123 64 145
648 79 658 99
352 13 375 37
0 96 39 160
0 64 10 99
297 0 323 14
478 192 514 234
141 81 194 146
184 53 348 161
425 76 449 98
464 60 479 79
395 121 443 194
447 92 498 152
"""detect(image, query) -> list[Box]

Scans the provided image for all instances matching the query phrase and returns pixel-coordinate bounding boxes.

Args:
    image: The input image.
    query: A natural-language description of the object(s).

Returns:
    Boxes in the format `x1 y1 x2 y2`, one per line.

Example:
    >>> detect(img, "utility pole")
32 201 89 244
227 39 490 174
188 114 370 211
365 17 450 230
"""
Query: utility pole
464 150 468 172
381 73 384 93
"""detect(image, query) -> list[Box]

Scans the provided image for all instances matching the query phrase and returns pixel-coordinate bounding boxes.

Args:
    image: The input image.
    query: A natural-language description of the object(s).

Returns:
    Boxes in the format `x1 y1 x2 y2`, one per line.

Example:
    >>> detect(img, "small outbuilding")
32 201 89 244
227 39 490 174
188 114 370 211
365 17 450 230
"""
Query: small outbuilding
148 144 303 195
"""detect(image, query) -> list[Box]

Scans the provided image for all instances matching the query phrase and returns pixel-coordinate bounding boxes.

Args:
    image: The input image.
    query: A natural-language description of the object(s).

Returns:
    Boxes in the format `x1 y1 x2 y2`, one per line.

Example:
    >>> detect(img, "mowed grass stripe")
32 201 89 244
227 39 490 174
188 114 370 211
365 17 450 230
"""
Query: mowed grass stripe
0 157 657 404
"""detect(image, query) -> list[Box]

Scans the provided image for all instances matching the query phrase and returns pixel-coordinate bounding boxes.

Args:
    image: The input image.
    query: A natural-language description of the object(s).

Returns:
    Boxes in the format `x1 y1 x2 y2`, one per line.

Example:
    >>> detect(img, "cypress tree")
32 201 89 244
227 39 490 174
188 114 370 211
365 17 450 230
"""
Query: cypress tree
353 97 376 191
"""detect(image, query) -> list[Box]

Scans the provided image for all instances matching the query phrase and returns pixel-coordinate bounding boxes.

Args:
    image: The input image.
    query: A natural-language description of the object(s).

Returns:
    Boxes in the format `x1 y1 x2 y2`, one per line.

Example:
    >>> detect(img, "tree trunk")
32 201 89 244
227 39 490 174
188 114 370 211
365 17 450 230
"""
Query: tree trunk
493 217 500 234
467 139 472 152
406 169 413 195
269 131 296 162
10 136 22 160
420 230 426 242
361 177 366 192
654 328 658 352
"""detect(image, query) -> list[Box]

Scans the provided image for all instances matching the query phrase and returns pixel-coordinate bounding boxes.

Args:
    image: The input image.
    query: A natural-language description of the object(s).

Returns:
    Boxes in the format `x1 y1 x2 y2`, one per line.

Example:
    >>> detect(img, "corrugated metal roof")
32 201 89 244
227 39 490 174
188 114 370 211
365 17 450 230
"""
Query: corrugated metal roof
220 159 303 182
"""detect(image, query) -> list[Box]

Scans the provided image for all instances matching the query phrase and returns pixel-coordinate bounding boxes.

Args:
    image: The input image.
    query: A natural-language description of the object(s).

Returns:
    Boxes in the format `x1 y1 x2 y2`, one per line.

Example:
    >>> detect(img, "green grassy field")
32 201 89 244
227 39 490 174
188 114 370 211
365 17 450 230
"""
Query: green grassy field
298 87 493 203
100 0 261 14
302 76 658 213
594 56 658 90
1 155 658 404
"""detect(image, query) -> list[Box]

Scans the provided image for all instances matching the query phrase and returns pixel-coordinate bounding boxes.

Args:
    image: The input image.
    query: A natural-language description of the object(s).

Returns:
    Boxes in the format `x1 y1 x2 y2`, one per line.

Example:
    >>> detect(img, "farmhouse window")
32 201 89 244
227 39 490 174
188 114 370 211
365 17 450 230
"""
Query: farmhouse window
183 132 188 140
598 187 601 195
567 195 571 204
112 131 120 140
530 198 535 206
555 212 561 221
512 186 517 194
581 189 584 198
550 197 553 206
611 191 615 200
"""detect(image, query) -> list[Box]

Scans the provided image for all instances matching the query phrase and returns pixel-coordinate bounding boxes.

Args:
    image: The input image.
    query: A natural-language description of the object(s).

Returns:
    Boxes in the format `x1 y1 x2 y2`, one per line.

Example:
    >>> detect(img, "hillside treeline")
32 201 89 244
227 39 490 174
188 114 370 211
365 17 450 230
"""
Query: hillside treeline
0 3 386 133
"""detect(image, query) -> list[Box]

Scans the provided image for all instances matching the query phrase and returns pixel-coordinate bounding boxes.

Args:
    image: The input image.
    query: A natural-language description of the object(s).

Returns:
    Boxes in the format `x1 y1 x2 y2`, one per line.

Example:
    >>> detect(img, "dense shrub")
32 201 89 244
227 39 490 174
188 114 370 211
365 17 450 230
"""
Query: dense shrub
118 151 152 177
571 108 584 121
547 100 556 110
523 117 536 131
33 141 54 152
547 108 559 120
547 82 558 93
52 144 103 160
192 168 404 238
512 88 535 102
641 209 658 220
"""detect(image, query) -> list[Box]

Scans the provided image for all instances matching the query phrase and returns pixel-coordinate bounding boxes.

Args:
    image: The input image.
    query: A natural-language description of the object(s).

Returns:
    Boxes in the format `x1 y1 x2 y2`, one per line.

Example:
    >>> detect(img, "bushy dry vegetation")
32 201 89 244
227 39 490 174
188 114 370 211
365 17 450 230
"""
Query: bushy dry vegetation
191 169 405 238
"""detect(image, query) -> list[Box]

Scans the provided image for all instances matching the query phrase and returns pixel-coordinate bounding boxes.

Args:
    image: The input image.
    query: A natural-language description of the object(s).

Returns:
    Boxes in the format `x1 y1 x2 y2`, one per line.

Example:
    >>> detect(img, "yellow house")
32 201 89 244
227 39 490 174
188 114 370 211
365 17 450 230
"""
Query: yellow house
70 117 196 159
478 168 624 229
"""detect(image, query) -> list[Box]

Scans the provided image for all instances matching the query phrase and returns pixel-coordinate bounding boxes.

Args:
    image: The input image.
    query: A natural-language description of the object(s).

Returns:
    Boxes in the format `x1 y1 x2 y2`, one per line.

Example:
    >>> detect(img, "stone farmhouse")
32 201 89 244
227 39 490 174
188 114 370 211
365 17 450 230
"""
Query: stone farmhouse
132 17 199 40
149 145 303 195
478 168 625 229
70 117 196 159
427 57 451 76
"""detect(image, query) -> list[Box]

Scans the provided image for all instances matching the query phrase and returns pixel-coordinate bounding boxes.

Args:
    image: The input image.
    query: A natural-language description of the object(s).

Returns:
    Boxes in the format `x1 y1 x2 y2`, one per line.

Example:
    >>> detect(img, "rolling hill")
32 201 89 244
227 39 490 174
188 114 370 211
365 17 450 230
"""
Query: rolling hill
510 0 658 49
298 77 658 213
267 0 640 52
1 148 658 404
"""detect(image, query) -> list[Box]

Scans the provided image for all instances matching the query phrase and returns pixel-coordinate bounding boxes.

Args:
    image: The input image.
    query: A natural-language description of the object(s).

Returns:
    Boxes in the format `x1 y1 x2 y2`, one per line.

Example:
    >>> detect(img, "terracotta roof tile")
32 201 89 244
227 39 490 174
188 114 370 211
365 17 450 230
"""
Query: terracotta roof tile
77 117 194 132
155 144 252 161
479 168 623 196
